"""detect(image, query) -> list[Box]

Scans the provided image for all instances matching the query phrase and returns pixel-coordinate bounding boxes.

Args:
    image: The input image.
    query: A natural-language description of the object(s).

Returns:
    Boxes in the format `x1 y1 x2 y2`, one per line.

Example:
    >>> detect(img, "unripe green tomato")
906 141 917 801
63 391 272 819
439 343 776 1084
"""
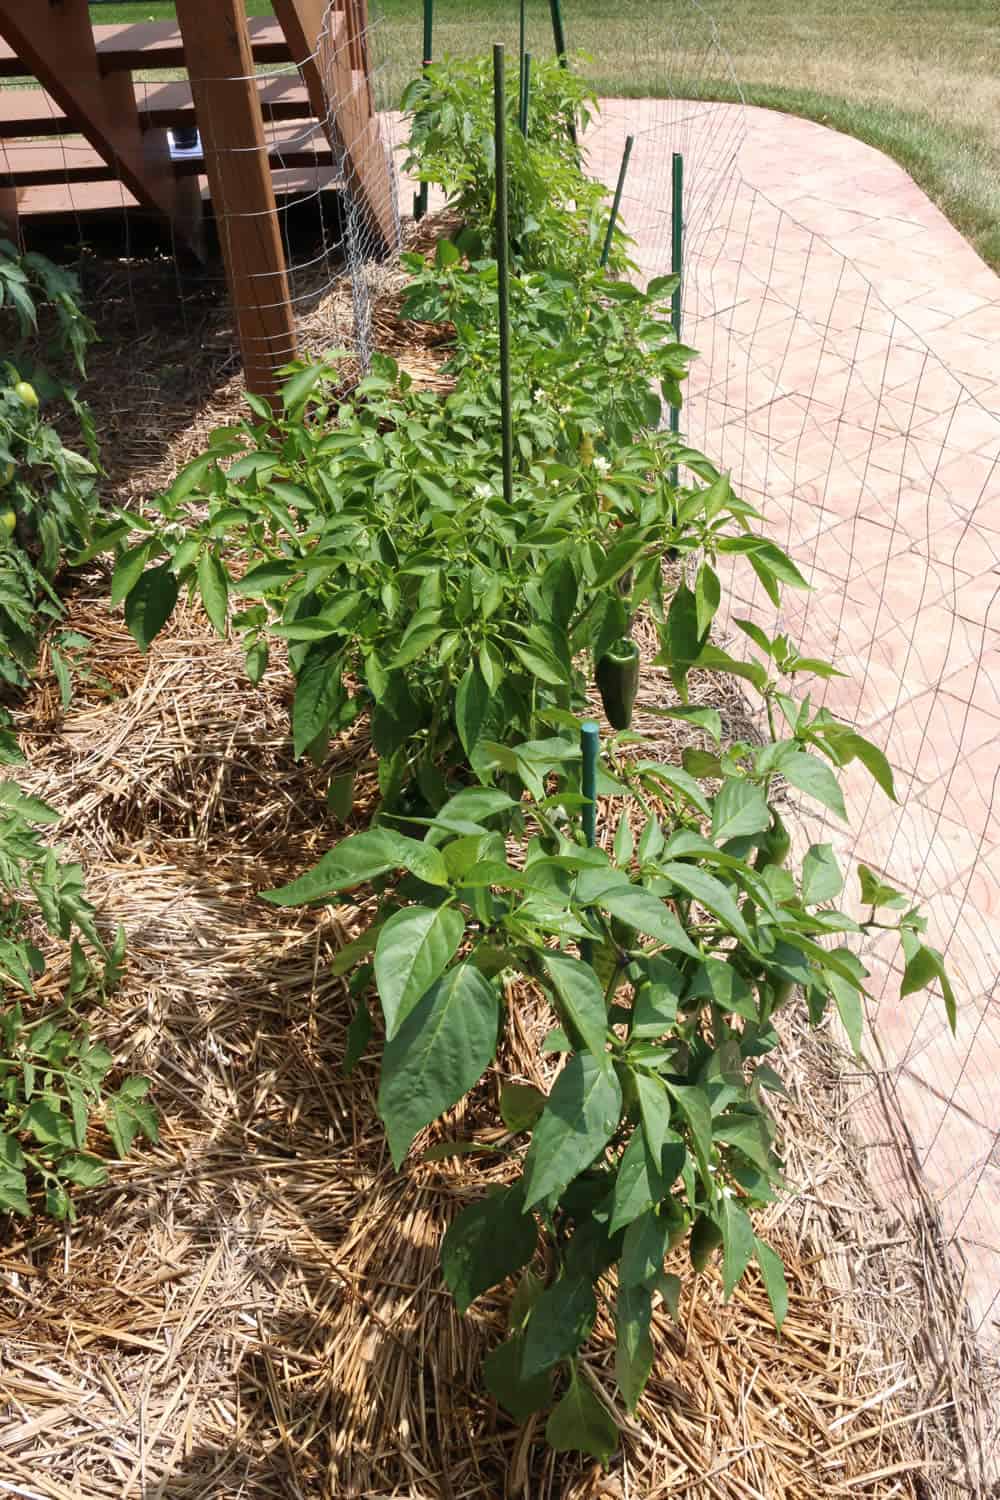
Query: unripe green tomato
1 461 14 486
689 1212 723 1272
14 381 38 409
1 509 16 535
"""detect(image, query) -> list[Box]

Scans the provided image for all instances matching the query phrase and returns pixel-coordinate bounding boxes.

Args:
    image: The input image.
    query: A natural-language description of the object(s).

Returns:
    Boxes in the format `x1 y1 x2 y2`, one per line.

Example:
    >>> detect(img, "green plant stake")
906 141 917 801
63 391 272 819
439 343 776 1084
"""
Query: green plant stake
413 0 435 220
518 0 526 122
669 151 684 487
599 133 634 269
580 718 600 963
519 51 533 137
547 0 577 144
595 637 640 729
493 42 515 505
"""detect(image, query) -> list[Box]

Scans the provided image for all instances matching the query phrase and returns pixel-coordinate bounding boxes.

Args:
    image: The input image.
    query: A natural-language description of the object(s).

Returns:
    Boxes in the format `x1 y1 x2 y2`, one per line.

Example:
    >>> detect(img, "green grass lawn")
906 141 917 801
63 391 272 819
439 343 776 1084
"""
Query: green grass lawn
92 0 1000 270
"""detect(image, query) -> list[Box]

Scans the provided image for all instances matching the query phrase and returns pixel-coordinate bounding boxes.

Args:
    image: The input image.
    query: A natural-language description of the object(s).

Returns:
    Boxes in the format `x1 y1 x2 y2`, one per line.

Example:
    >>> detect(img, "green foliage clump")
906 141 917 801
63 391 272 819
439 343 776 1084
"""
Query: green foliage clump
98 57 956 1462
0 776 155 1222
0 241 101 735
401 53 628 277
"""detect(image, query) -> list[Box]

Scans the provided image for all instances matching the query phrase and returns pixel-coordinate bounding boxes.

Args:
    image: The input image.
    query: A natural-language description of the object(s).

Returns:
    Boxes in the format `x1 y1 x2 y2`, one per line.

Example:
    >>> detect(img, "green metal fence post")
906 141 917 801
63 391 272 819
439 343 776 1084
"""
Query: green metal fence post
519 51 532 136
493 43 514 506
600 133 634 268
580 719 600 964
547 0 577 145
669 151 684 488
413 0 434 220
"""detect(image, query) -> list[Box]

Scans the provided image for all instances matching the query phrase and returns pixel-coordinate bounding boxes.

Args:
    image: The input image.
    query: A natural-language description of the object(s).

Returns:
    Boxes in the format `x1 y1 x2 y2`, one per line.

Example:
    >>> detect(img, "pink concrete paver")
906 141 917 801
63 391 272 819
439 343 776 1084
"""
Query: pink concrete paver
581 102 1000 1346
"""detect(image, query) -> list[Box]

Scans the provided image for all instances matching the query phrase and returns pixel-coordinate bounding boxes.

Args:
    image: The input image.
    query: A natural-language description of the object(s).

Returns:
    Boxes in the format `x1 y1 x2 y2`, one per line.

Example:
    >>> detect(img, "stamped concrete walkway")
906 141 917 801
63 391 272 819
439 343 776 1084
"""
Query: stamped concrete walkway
585 101 1000 1345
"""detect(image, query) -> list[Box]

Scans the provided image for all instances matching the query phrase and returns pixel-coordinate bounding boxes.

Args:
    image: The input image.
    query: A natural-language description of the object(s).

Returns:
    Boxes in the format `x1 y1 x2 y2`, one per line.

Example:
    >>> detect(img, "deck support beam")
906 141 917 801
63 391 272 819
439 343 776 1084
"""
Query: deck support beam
175 0 297 400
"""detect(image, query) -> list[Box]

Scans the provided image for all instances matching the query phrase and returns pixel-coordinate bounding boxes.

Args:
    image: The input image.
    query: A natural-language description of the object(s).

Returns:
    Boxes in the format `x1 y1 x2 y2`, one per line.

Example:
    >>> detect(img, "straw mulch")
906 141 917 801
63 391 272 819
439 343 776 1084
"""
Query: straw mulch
1 229 996 1500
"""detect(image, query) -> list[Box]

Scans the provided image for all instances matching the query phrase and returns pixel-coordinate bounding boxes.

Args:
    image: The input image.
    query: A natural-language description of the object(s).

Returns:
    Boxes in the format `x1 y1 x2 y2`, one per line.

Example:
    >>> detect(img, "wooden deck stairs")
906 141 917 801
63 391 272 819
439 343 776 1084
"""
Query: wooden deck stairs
0 0 397 395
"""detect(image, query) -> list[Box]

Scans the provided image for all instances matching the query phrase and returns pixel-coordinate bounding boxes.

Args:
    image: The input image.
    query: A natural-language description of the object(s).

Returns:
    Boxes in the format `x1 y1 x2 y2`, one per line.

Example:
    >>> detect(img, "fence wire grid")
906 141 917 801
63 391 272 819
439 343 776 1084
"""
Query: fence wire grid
379 0 1000 1377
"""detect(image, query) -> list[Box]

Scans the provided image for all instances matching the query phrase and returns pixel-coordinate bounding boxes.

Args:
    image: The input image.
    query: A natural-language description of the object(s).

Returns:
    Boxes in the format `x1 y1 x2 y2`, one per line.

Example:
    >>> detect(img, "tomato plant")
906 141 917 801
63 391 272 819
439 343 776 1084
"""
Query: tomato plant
0 240 101 743
0 774 155 1222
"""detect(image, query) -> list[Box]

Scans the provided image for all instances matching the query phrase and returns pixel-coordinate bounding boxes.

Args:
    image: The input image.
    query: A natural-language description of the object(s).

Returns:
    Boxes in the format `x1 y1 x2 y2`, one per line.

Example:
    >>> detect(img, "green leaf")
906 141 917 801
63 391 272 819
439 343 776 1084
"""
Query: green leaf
640 764 712 819
111 540 153 605
609 1125 660 1234
521 1052 623 1210
545 1367 618 1464
599 885 701 958
511 640 567 686
711 778 770 842
263 828 447 904
522 1274 596 1376
639 704 722 746
621 1207 669 1289
326 771 355 821
694 562 721 638
615 1282 654 1412
780 751 847 821
197 550 229 636
754 1236 788 1330
828 969 865 1055
455 662 491 756
483 1333 552 1421
292 642 343 758
901 944 956 1033
834 730 897 802
20 1100 74 1148
541 951 609 1065
857 865 908 910
440 1185 537 1314
796 842 840 903
0 1166 30 1217
717 1196 756 1299
500 1082 546 1132
375 904 465 1038
632 956 684 1037
124 565 178 653
658 863 753 945
663 1080 714 1182
655 582 704 699
378 963 500 1168
281 363 325 410
712 1113 775 1174
57 1153 108 1188
343 996 372 1076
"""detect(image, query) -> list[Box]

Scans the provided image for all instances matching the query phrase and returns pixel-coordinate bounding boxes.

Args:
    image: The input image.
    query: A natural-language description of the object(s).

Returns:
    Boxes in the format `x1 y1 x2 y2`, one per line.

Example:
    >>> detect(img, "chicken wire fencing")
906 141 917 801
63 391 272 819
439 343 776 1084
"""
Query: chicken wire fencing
378 0 1000 1374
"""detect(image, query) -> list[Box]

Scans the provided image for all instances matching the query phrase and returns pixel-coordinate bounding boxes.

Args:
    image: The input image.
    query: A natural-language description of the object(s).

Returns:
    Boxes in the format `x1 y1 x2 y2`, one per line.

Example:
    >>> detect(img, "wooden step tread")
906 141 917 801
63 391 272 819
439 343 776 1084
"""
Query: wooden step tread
15 164 343 218
0 75 313 137
0 17 290 79
0 122 336 186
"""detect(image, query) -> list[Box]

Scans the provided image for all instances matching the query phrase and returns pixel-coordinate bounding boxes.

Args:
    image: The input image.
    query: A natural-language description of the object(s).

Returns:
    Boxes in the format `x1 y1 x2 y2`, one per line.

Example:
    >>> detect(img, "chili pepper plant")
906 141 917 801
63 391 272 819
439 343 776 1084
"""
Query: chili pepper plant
101 57 955 1462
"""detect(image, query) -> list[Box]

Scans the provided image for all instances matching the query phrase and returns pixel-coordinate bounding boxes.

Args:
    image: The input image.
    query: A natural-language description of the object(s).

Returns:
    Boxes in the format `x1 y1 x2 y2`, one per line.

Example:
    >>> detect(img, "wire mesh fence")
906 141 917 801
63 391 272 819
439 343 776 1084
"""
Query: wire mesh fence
381 0 1000 1363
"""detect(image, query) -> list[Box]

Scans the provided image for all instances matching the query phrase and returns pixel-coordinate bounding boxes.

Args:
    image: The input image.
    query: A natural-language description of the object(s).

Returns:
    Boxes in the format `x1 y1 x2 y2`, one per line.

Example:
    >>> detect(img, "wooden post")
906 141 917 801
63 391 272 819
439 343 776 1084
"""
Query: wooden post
174 0 297 399
0 0 202 255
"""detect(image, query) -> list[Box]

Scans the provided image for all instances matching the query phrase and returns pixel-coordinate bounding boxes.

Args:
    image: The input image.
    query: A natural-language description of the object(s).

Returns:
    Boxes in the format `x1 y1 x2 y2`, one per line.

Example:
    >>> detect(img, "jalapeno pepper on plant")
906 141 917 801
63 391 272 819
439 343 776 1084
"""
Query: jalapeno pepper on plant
595 636 640 730
754 810 791 872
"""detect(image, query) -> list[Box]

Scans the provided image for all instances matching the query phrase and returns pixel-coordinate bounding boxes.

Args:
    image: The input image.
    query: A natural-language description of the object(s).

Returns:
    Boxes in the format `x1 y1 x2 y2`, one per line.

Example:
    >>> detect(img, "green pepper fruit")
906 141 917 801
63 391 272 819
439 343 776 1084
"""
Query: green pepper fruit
595 636 640 730
689 1212 723 1271
754 810 791 872
14 381 38 410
